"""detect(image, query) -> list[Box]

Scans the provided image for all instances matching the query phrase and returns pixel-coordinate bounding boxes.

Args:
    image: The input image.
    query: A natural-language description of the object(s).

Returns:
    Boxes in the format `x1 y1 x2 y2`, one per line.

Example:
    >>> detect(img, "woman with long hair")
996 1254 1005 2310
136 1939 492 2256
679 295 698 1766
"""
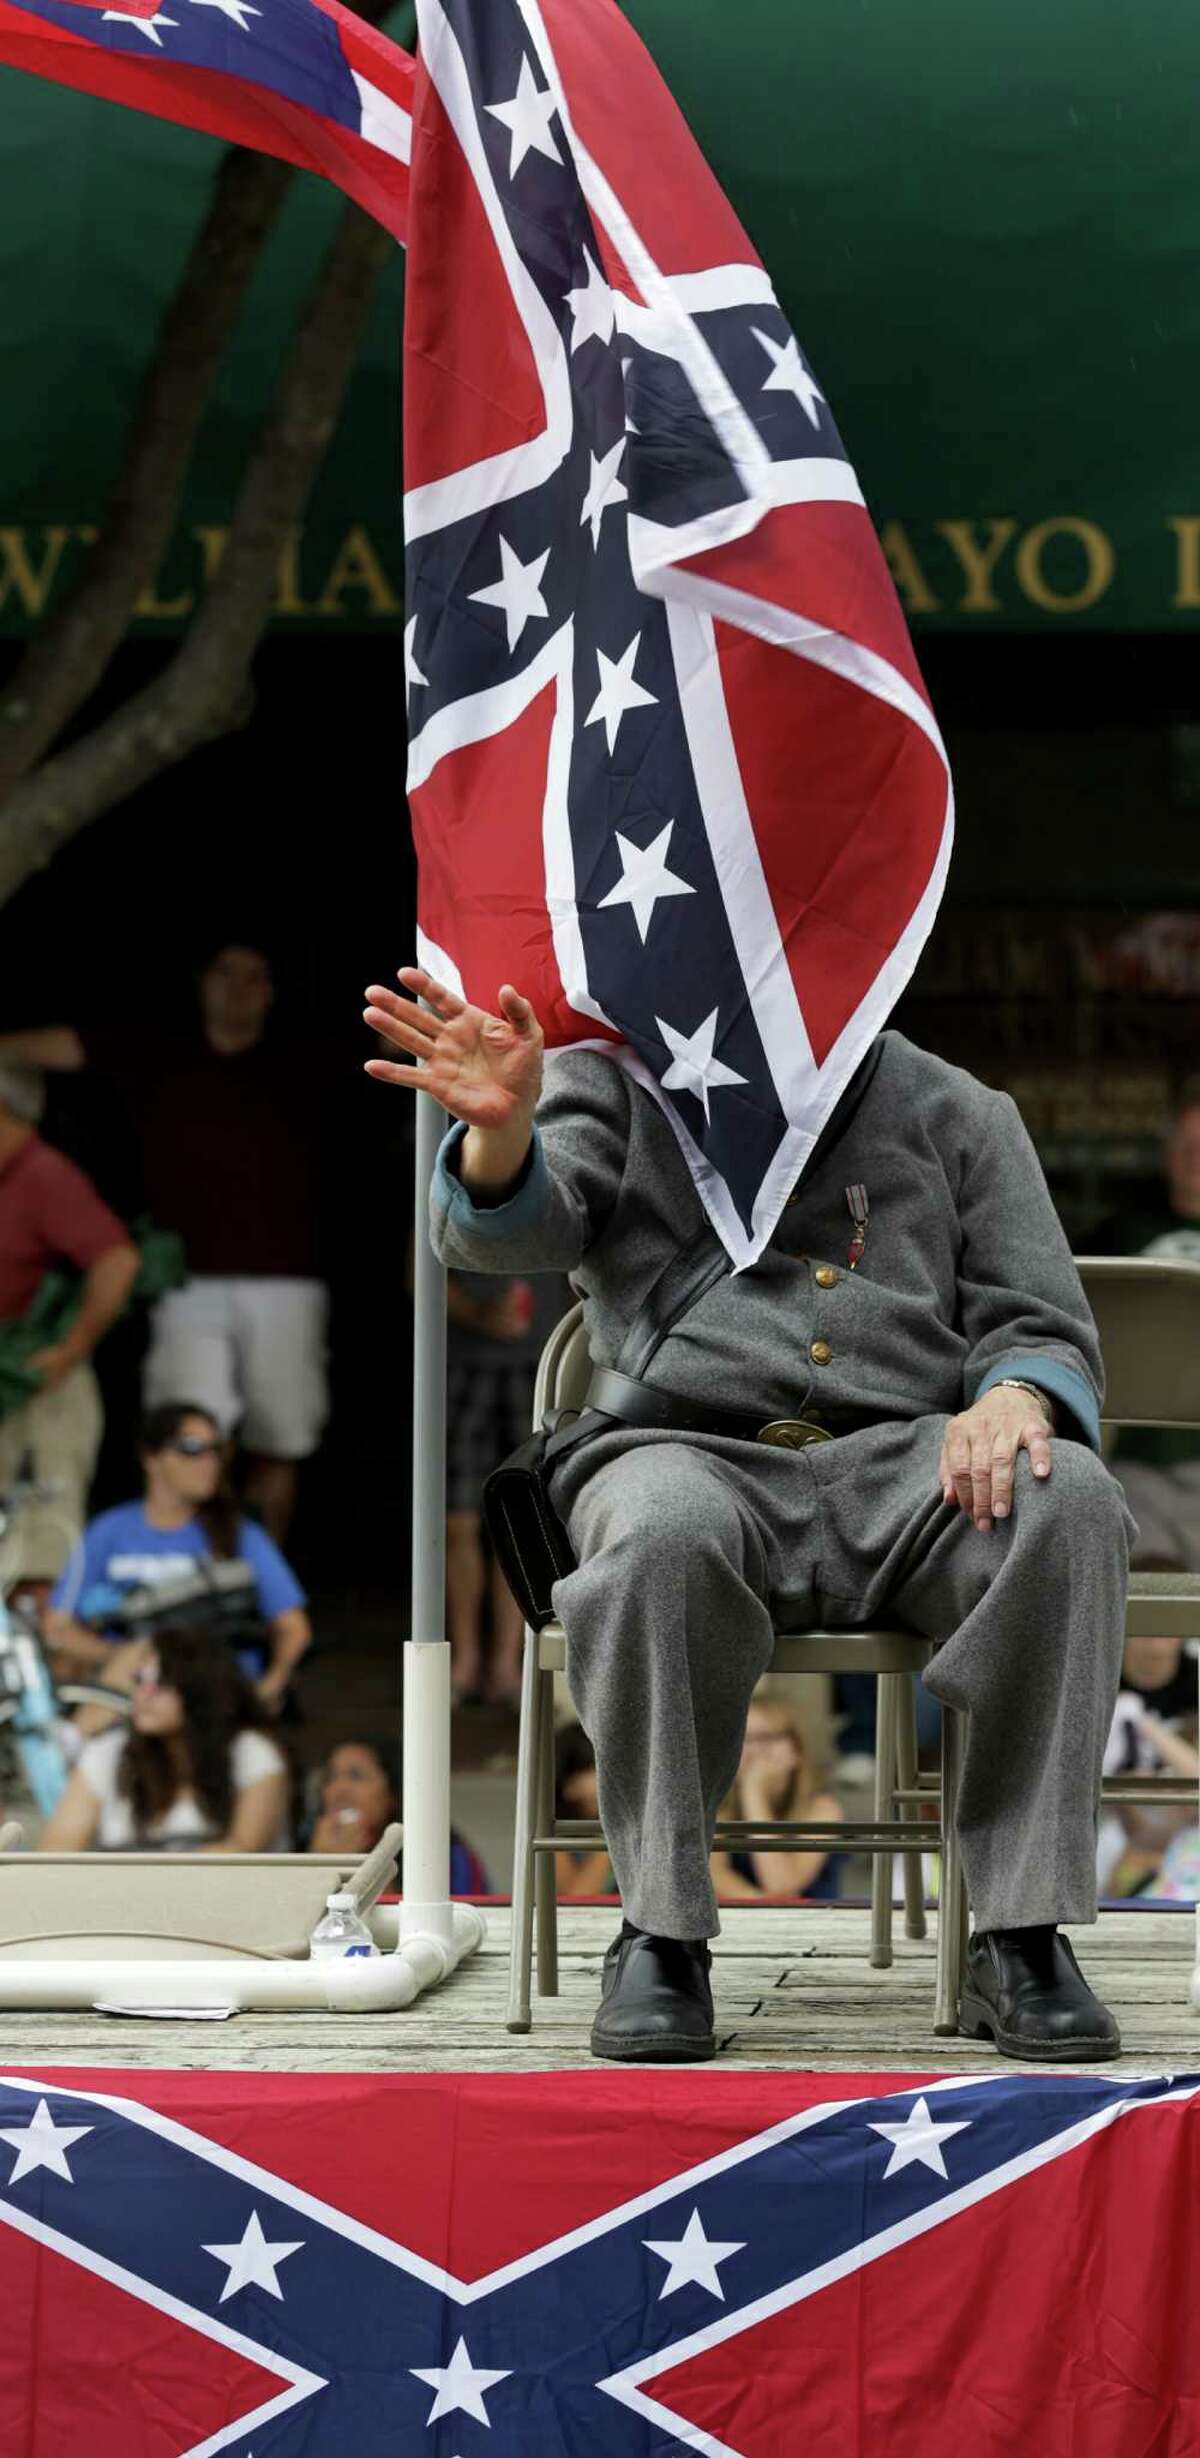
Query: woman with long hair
42 1625 290 1850
710 1692 844 1902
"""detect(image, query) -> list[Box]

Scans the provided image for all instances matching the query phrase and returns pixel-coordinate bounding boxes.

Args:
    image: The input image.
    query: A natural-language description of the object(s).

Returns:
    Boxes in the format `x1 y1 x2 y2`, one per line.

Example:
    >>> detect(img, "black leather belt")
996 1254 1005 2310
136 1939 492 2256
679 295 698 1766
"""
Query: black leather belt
583 1367 887 1449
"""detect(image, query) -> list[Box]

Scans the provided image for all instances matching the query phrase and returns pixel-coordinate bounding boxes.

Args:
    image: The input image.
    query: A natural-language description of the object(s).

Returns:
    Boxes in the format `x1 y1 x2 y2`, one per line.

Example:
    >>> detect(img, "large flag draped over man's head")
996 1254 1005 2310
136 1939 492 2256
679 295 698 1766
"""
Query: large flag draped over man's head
402 0 953 1263
0 0 952 1263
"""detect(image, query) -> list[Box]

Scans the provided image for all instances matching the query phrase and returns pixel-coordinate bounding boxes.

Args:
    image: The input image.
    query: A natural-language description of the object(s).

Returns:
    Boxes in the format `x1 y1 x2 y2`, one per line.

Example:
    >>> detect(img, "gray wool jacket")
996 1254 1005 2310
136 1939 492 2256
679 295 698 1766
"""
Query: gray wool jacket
429 1030 1102 1449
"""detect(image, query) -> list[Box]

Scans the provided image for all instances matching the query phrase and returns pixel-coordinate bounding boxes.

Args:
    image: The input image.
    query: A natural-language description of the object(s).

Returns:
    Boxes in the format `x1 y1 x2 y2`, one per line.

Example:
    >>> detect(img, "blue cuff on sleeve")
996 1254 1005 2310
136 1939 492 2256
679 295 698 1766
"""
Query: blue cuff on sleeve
433 1120 551 1240
975 1356 1101 1452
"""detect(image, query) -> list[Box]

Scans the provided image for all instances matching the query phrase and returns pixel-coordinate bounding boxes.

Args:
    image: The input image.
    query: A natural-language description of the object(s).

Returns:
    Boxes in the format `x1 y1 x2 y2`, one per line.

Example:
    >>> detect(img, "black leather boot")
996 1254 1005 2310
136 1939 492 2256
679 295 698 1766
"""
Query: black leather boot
959 1927 1121 2062
590 1925 716 2063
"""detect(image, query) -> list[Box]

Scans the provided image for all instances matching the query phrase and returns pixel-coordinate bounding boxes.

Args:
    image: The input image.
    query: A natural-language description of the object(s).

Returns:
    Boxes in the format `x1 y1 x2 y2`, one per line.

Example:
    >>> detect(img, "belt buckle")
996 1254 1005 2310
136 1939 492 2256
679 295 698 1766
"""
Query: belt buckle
756 1415 832 1450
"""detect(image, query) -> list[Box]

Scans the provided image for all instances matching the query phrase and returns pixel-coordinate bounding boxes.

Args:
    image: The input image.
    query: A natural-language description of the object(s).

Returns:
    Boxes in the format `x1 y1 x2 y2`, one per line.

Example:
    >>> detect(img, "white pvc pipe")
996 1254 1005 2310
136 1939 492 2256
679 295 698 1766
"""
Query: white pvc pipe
0 1904 485 2015
404 1078 458 1952
400 1638 455 1946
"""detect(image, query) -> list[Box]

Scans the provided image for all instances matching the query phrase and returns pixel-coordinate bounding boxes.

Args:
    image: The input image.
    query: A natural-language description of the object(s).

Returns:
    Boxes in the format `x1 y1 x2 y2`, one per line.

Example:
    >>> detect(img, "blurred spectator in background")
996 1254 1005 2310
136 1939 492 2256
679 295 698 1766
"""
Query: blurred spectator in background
445 1269 566 1707
554 1721 615 1899
41 1627 290 1851
44 1401 311 1712
710 1692 844 1902
0 1060 138 1586
1097 1616 1199 1896
306 1735 492 1892
1092 1086 1200 1562
0 935 342 1543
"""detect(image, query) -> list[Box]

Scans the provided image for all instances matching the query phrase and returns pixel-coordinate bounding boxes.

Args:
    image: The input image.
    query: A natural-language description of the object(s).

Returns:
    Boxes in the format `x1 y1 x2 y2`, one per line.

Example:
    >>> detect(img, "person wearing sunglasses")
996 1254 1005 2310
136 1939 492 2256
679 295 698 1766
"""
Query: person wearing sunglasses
42 1400 311 1712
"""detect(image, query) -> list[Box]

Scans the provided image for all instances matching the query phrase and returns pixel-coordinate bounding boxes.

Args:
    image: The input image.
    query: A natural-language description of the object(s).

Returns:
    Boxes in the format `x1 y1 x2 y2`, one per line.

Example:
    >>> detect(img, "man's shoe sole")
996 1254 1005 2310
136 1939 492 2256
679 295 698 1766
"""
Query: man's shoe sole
958 1990 1121 2064
590 2029 716 2064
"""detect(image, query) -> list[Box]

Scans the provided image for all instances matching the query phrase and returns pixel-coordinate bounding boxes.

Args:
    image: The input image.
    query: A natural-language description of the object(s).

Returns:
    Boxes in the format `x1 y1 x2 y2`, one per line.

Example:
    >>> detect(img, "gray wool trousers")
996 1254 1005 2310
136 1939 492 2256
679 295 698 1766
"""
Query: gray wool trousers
551 1417 1135 1942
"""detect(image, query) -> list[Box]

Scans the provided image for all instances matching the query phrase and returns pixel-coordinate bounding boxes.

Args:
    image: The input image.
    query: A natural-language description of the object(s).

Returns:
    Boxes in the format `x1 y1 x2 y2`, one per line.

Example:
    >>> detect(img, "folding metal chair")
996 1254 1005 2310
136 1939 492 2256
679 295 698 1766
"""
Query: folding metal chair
507 1304 968 2036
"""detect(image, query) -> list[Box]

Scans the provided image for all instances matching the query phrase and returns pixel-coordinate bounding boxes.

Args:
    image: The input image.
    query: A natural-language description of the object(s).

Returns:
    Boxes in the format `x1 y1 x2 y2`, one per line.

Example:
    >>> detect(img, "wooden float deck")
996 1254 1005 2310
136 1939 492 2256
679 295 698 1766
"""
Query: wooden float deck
1 1904 1196 2075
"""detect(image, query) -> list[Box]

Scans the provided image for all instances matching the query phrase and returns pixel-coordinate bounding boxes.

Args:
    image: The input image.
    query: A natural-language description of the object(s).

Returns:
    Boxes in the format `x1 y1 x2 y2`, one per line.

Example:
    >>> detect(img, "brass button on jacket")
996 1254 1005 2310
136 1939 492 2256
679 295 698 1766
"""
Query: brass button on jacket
814 1264 838 1289
810 1338 833 1366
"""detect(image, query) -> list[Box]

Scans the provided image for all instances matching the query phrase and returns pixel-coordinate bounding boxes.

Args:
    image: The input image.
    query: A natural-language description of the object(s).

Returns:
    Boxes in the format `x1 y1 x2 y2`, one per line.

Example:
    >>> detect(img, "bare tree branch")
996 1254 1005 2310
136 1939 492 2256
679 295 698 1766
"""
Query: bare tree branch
0 202 394 907
0 148 294 803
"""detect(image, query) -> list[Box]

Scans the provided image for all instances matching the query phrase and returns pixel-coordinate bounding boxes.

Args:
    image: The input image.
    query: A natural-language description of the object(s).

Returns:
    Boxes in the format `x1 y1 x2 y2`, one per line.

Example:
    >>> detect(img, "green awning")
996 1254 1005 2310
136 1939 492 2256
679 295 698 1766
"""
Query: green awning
2 0 1197 634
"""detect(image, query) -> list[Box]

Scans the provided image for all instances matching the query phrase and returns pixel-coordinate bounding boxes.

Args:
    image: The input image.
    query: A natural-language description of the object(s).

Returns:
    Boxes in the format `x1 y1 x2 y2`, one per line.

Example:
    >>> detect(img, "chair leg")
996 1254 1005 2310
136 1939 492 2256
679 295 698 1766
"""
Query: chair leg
534 1666 560 1998
506 1628 541 2034
934 1704 967 2035
897 1677 927 1942
870 1674 899 1969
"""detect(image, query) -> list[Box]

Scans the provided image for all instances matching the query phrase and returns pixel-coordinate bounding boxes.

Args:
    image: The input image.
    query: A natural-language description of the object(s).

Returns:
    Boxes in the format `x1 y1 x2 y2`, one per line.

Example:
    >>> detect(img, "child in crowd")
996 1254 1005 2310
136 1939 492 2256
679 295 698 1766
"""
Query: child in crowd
711 1691 844 1902
306 1736 491 1894
554 1721 616 1900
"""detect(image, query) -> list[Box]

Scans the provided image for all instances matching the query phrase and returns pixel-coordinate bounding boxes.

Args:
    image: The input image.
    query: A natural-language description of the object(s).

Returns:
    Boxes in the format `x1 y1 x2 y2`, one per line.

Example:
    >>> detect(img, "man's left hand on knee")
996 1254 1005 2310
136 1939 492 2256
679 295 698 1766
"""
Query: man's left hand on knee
939 1387 1055 1535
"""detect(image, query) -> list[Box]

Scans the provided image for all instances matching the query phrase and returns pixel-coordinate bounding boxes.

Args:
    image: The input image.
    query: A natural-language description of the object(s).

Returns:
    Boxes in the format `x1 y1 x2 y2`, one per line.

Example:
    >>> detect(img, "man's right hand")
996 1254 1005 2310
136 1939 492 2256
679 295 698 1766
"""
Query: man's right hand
364 965 544 1191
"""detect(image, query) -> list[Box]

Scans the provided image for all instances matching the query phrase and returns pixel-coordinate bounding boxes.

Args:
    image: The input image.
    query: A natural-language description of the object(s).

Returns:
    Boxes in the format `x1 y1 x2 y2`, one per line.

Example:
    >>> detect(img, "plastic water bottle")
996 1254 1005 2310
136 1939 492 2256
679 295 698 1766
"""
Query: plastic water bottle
309 1891 379 1960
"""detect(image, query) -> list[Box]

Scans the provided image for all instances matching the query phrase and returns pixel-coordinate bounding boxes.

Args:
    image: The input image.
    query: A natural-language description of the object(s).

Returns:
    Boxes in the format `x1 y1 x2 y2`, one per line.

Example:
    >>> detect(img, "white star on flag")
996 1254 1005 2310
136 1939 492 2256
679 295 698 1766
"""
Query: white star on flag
565 247 615 353
410 2334 512 2425
469 536 551 652
188 0 261 25
485 55 563 178
580 438 629 548
585 633 657 754
598 821 694 942
643 2206 746 2301
203 2208 305 2303
869 2095 973 2182
657 1010 748 1121
405 614 429 698
751 325 825 428
0 2097 92 2185
101 10 178 38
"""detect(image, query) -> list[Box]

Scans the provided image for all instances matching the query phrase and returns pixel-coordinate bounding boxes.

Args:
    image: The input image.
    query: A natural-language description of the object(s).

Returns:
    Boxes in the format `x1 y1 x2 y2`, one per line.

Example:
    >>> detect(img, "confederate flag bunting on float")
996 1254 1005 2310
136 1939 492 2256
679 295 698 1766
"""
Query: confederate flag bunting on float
0 2064 1197 2453
0 0 953 1262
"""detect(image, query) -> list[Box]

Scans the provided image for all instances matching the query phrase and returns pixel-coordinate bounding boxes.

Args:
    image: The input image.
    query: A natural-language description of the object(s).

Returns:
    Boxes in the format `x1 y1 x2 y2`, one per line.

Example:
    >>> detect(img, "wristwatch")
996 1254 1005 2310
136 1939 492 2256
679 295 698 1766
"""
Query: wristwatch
993 1377 1057 1430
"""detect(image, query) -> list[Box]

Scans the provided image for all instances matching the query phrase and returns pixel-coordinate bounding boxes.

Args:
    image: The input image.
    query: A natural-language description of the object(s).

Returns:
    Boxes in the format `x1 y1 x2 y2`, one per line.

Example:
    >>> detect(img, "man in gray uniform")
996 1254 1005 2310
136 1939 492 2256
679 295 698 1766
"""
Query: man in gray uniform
366 964 1133 2066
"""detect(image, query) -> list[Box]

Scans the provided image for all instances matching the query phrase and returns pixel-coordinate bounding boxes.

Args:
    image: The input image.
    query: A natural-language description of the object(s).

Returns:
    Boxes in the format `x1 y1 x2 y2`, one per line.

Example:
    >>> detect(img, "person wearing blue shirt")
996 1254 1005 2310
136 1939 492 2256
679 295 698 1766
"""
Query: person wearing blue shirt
44 1400 311 1711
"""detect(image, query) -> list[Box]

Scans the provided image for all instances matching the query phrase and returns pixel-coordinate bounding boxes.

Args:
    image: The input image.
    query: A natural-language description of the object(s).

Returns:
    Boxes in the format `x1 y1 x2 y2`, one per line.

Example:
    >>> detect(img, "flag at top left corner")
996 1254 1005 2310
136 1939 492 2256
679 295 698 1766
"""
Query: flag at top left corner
0 0 415 241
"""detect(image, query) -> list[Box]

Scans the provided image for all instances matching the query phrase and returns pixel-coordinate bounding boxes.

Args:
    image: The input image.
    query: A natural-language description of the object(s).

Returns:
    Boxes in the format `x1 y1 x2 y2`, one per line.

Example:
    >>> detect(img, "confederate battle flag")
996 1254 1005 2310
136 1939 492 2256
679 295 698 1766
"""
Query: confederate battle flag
0 2064 1197 2452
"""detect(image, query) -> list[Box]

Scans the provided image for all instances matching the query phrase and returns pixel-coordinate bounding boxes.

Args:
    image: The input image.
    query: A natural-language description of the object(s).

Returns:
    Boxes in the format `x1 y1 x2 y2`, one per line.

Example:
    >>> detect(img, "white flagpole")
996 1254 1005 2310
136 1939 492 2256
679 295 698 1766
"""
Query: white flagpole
400 1078 456 1947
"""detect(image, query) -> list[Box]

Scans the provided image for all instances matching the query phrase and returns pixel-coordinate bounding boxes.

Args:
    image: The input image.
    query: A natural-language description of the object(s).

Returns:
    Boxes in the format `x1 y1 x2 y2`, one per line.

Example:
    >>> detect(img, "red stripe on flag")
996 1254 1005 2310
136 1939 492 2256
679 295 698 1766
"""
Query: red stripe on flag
538 0 759 279
403 60 546 489
0 0 413 242
684 500 930 706
410 682 596 1046
715 623 947 1065
55 0 160 16
0 2224 290 2456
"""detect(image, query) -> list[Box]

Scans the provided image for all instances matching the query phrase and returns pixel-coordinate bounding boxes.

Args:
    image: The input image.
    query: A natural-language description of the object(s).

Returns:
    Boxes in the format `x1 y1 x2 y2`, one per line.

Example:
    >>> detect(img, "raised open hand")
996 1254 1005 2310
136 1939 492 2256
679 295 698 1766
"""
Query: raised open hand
363 965 544 1133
